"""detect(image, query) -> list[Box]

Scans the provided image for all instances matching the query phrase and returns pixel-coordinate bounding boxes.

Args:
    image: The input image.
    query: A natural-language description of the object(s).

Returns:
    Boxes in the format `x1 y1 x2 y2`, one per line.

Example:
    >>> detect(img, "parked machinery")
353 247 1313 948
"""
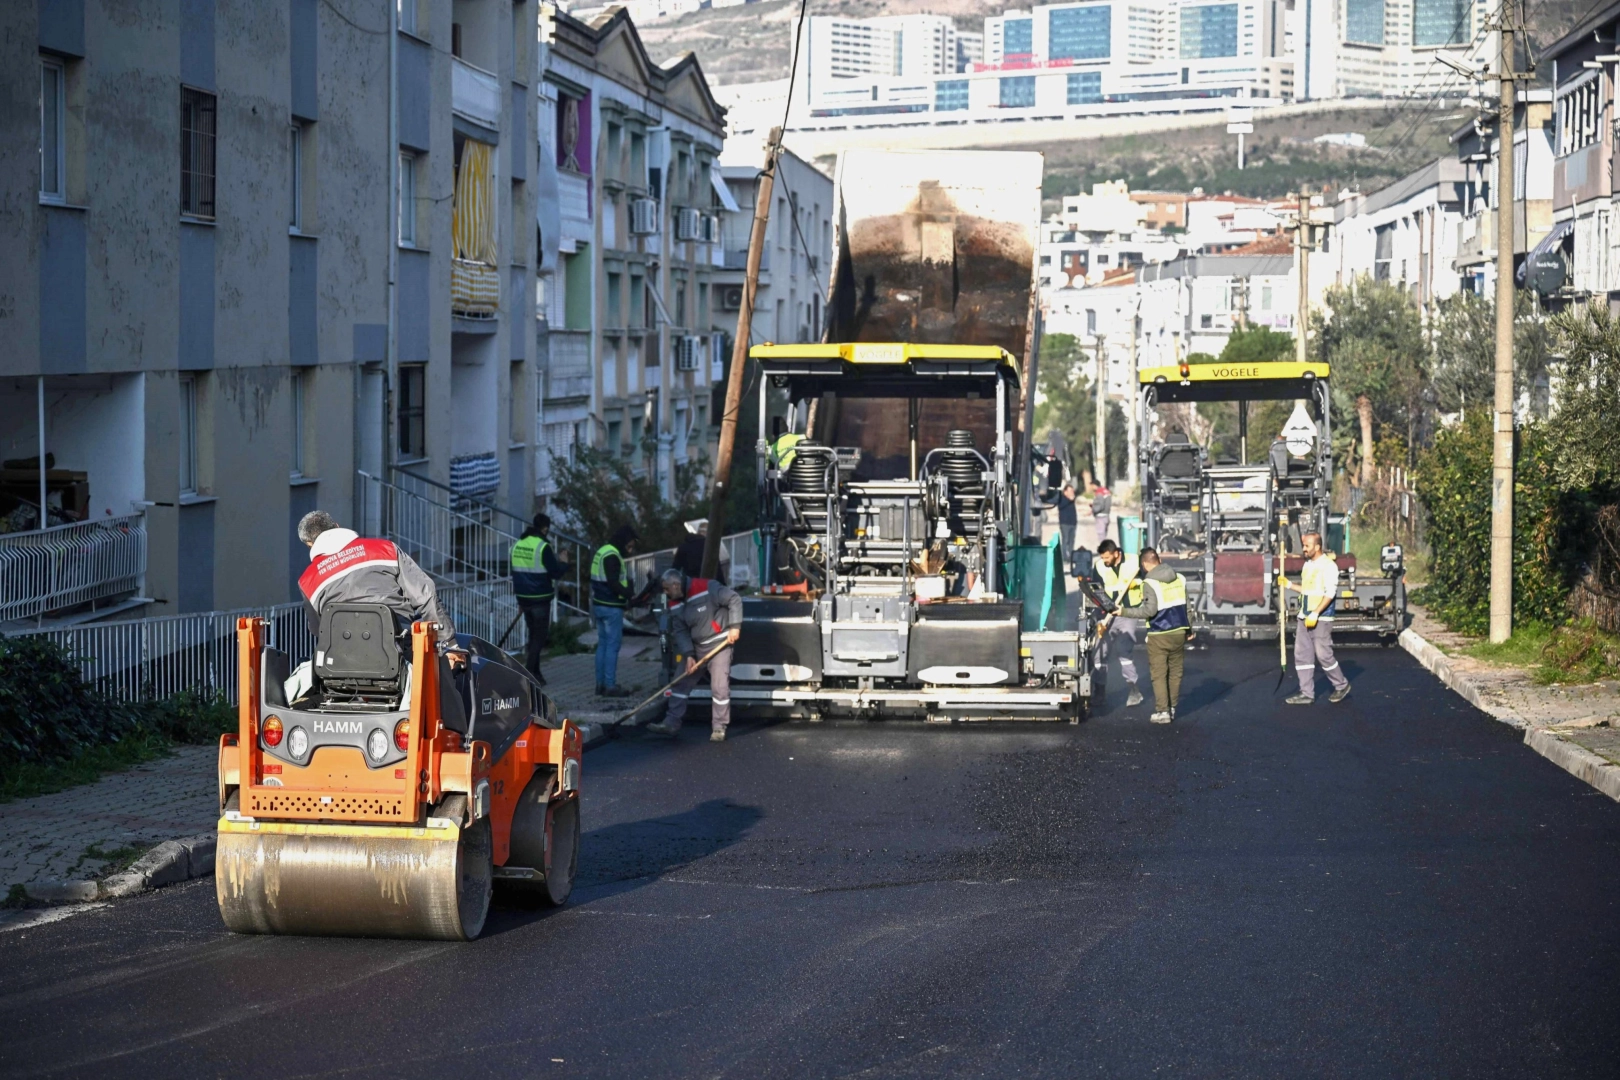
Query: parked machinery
1135 361 1405 640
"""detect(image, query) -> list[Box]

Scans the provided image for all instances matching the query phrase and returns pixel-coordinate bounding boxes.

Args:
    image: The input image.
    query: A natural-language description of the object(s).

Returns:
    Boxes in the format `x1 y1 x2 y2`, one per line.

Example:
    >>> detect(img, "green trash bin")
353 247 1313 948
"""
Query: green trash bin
1003 534 1067 632
1118 515 1145 556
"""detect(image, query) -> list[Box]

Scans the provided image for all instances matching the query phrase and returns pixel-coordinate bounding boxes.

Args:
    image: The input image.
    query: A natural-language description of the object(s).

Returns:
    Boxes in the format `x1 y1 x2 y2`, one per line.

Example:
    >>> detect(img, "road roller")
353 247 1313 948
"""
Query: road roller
216 606 582 940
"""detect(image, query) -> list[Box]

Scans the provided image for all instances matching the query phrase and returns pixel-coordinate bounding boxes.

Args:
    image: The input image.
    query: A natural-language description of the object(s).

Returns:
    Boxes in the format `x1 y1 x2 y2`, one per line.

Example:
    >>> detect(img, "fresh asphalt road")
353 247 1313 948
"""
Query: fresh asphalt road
3 642 1620 1079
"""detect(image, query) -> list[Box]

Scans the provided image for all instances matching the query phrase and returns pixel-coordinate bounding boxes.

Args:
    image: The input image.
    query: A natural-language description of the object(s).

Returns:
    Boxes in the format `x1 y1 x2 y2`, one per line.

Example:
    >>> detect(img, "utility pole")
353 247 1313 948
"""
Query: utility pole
1093 335 1108 488
1294 191 1310 365
1126 302 1140 486
702 128 782 580
1489 8 1518 643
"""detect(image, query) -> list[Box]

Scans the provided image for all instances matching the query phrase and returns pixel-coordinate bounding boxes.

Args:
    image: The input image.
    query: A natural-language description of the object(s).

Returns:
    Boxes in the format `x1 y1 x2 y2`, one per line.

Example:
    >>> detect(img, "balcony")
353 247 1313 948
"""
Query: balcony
451 56 501 130
545 330 593 401
0 512 147 625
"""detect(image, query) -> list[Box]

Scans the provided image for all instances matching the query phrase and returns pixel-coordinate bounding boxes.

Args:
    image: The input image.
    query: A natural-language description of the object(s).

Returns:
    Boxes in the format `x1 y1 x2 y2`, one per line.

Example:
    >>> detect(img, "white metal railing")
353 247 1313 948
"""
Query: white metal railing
450 55 501 129
7 579 532 707
625 530 761 593
0 512 147 622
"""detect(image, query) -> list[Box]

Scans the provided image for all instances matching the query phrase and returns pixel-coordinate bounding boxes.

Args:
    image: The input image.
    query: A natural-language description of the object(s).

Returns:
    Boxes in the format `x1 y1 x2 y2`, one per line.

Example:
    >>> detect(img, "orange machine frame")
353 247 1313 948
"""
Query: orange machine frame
218 618 581 864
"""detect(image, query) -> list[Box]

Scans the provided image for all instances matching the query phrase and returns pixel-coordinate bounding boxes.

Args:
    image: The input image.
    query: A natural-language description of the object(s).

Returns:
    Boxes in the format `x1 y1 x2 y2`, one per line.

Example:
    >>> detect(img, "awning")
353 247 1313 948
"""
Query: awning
710 166 741 213
1517 218 1574 284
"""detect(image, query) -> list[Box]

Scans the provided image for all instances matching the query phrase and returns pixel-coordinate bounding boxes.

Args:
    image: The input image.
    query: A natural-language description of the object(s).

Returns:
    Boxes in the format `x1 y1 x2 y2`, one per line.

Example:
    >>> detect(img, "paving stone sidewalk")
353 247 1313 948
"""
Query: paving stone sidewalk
0 745 219 896
0 632 667 902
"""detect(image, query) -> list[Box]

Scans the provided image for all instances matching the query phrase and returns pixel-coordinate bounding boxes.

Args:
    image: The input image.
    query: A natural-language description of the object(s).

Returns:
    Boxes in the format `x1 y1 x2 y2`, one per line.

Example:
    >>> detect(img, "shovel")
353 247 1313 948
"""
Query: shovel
1275 570 1289 692
604 639 731 738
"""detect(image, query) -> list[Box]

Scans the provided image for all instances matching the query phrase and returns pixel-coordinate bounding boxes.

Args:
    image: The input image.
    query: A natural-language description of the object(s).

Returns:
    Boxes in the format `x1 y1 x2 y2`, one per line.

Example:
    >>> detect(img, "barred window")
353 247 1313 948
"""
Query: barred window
181 88 216 218
1557 77 1602 157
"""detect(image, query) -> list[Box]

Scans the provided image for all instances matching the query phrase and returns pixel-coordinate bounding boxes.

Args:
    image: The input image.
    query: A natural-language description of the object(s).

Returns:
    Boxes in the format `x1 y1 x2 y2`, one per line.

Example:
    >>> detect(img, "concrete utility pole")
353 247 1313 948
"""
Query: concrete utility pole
1127 302 1140 486
1294 192 1310 365
702 127 782 580
1489 9 1518 643
1093 335 1108 488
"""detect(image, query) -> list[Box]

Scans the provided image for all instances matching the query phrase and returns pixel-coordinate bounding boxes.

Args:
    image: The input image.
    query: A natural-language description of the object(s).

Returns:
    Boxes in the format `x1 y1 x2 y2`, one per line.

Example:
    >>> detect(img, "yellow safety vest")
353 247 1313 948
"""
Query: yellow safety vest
773 433 804 470
1099 556 1142 606
1144 573 1190 634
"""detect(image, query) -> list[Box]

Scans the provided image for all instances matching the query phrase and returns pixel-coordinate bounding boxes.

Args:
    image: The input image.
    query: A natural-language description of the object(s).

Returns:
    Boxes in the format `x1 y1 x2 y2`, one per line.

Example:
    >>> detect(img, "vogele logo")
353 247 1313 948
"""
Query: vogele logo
1207 365 1262 378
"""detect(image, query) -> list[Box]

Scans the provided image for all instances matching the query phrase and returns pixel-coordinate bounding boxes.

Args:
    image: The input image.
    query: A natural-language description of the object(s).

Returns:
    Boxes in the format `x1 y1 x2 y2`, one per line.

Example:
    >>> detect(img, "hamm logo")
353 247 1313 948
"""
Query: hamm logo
313 719 363 735
482 696 521 713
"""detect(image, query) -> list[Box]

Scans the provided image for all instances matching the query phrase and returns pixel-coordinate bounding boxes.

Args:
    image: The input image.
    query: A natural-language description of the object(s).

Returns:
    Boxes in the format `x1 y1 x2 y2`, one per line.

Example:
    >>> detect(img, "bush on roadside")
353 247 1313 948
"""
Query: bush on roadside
0 635 140 764
1535 621 1620 685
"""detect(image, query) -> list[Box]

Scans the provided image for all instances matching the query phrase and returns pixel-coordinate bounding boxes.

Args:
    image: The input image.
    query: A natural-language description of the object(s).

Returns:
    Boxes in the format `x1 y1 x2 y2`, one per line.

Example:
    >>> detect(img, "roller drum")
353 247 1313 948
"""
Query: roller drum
215 821 492 940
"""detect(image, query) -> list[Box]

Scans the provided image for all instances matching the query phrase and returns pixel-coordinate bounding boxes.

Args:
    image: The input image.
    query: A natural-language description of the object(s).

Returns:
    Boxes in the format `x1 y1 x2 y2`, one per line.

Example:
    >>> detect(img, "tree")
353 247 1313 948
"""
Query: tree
1314 277 1427 482
1188 326 1295 461
1548 301 1620 491
1431 290 1557 418
1032 332 1127 484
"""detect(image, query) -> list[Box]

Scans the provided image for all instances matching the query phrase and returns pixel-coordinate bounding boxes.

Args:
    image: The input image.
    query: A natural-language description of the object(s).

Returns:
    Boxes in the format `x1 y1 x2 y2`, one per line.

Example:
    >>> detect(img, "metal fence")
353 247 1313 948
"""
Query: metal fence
0 512 147 623
5 578 528 707
625 530 762 593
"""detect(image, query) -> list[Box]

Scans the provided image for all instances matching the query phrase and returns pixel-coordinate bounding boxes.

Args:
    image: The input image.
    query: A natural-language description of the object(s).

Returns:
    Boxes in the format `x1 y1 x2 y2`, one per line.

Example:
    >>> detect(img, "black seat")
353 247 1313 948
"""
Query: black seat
316 603 405 701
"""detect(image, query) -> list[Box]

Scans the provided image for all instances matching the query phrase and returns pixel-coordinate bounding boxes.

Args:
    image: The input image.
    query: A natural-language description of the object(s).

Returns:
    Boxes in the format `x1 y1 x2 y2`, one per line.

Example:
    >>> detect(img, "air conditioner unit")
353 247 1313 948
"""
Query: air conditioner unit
720 285 744 310
675 207 703 241
629 197 659 235
701 214 720 243
674 335 703 371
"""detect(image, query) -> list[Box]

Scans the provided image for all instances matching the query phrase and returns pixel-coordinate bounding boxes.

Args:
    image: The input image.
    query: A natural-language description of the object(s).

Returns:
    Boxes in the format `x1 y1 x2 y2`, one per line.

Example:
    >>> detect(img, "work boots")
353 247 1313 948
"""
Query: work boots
1329 685 1352 703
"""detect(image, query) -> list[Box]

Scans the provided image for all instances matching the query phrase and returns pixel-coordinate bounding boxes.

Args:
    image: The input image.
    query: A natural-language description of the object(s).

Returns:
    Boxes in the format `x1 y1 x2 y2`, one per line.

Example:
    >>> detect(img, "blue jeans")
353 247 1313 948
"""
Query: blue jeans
593 604 625 688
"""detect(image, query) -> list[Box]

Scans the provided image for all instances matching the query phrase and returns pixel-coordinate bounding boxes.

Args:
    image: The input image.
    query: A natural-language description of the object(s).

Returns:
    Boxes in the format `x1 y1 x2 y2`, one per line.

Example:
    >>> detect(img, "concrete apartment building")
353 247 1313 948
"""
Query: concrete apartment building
1329 157 1468 317
717 142 835 350
3 0 536 626
1544 9 1620 304
534 7 729 504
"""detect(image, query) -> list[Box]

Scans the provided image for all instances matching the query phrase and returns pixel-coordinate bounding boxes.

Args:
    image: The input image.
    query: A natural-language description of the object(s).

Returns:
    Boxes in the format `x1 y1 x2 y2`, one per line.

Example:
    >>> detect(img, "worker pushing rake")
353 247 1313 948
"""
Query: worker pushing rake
616 569 743 742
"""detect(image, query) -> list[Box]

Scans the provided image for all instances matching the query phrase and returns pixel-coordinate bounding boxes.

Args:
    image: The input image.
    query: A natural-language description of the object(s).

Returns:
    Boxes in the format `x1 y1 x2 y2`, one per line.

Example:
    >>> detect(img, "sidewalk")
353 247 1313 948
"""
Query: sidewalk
1401 606 1620 802
1 636 663 915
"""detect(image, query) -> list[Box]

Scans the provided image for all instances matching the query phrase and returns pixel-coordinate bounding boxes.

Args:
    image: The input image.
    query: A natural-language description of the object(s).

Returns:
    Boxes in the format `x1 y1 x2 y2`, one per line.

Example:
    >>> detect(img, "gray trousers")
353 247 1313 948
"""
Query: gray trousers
1295 619 1349 700
1059 522 1076 559
1107 617 1139 685
663 645 733 731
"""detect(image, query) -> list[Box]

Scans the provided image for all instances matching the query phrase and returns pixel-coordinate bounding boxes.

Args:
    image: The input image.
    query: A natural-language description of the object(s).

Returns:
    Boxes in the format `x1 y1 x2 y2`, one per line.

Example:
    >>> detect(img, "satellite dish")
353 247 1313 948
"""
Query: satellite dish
1282 401 1317 458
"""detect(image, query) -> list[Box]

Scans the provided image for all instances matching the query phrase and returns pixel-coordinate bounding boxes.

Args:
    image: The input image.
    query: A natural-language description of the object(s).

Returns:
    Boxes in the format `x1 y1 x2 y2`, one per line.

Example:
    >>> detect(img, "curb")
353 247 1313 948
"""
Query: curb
1397 627 1525 730
23 833 216 906
1400 625 1620 803
1523 728 1620 803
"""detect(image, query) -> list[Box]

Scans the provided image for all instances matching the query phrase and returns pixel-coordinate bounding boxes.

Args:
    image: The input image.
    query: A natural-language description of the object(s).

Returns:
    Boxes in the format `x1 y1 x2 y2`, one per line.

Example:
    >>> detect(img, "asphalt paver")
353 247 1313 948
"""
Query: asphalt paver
2 642 1618 1078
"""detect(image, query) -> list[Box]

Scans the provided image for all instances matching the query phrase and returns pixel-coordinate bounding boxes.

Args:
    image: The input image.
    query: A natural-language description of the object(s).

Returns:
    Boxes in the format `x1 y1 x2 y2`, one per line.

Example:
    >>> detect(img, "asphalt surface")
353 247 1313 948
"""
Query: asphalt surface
3 642 1620 1078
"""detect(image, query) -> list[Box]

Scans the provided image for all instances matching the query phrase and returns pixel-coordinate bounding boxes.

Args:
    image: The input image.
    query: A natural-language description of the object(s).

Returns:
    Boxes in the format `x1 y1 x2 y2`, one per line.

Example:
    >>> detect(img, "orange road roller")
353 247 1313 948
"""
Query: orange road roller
216 605 582 940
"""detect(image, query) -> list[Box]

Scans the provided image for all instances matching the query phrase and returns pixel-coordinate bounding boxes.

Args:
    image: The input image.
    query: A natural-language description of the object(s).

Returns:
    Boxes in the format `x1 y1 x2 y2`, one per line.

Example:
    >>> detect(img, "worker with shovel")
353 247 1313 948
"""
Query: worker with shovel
645 569 743 742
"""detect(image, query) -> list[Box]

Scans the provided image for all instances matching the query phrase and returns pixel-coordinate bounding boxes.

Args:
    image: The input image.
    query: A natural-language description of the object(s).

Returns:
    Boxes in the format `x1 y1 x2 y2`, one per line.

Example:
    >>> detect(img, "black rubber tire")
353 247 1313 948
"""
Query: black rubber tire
543 796 580 907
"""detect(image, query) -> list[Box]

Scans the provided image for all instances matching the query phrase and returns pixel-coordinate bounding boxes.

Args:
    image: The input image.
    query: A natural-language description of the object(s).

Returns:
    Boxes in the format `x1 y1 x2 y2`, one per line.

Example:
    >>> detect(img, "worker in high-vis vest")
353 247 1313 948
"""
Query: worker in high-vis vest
590 523 639 698
1282 530 1352 705
1119 547 1189 724
772 431 804 472
1091 539 1145 709
510 512 564 685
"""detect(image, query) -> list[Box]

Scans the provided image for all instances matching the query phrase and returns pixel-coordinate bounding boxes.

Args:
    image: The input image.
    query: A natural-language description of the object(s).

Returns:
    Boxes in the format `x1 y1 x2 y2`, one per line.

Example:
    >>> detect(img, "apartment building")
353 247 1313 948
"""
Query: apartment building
1545 9 1620 303
535 7 729 505
1299 0 1488 100
1330 157 1468 317
804 14 969 85
3 0 537 627
1450 88 1553 296
716 143 835 347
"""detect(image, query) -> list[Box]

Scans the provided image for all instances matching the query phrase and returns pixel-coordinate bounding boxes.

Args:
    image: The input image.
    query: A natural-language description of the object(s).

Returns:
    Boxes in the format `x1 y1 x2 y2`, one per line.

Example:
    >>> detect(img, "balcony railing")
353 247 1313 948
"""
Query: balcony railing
451 56 501 129
0 512 147 623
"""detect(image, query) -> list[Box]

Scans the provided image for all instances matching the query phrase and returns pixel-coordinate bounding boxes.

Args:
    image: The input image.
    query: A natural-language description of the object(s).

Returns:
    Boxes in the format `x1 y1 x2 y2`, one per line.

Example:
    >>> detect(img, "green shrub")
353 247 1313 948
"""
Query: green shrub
0 635 140 764
134 690 235 744
1534 621 1620 685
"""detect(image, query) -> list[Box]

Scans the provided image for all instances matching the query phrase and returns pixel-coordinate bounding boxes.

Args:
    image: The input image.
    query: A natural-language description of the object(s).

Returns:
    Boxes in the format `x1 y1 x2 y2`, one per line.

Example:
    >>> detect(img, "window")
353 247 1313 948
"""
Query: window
397 364 426 459
179 375 199 494
39 58 64 202
291 368 310 477
1067 71 1102 106
1412 0 1469 47
181 88 217 219
1003 17 1032 56
1200 313 1214 328
398 151 416 245
675 283 687 327
1086 309 1097 335
1049 7 1111 62
606 416 622 454
397 0 416 34
630 271 646 327
698 282 709 328
1261 283 1273 310
1180 4 1239 59
510 362 525 442
1345 0 1385 44
289 124 304 229
606 271 622 326
999 76 1036 109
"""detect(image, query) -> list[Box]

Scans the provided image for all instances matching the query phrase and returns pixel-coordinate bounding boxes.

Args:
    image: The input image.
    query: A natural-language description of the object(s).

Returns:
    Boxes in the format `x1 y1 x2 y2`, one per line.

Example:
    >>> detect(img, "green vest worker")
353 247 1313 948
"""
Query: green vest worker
773 432 804 471
1119 547 1189 724
510 513 563 684
1089 539 1145 708
590 524 638 697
